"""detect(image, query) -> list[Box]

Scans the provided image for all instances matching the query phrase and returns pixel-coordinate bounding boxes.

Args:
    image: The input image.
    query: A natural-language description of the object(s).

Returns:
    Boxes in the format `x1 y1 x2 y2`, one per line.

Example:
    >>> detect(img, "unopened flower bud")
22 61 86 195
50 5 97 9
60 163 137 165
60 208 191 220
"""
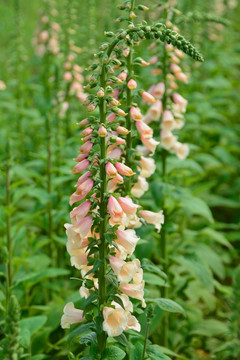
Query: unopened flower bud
98 125 108 137
97 88 105 97
127 79 137 90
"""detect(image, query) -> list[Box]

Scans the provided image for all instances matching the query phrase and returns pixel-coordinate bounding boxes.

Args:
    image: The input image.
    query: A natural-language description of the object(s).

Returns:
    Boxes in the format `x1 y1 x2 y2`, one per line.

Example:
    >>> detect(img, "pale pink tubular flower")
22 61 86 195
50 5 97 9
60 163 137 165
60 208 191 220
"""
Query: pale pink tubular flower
173 92 188 112
116 126 129 135
118 71 128 82
111 173 124 184
140 210 164 232
75 215 92 236
130 106 143 121
69 179 93 205
141 91 156 104
116 137 125 145
72 159 90 173
172 142 189 160
175 72 188 83
147 100 162 121
77 118 89 127
170 63 181 74
75 179 94 196
61 302 85 328
79 141 93 154
63 71 72 82
80 127 93 137
136 121 153 139
161 130 177 150
108 196 124 223
127 79 137 90
140 156 156 178
76 171 92 186
120 282 146 307
115 162 135 176
87 103 96 112
103 307 128 337
116 108 128 117
109 256 141 285
116 229 139 256
105 162 118 178
67 242 88 269
107 112 116 123
131 176 149 198
152 82 165 99
118 196 139 215
141 136 159 155
70 200 91 225
74 153 89 162
82 134 92 143
174 48 184 58
108 147 122 160
161 110 175 131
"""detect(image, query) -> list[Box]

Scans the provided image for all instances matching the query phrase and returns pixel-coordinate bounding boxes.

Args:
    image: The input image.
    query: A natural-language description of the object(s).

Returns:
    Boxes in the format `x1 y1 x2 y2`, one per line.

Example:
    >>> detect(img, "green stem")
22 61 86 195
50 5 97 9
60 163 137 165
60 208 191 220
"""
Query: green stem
98 64 108 356
125 0 135 194
6 142 12 305
125 48 133 194
142 321 150 360
160 43 169 347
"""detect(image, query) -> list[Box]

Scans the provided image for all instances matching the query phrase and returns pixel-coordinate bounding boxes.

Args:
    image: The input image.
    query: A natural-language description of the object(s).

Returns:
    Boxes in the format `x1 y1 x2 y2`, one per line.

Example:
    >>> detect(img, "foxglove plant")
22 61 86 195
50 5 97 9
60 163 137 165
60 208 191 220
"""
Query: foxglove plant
61 1 203 358
138 0 204 347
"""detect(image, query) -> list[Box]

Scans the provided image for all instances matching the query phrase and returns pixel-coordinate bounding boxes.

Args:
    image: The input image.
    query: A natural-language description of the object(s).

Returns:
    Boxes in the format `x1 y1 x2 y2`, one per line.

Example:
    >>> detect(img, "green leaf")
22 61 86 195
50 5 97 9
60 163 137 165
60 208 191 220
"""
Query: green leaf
147 344 172 360
19 328 31 348
20 316 47 335
102 345 126 360
114 333 129 347
141 258 167 281
147 298 185 315
68 322 94 342
179 194 213 223
130 342 143 360
176 253 214 292
14 268 70 286
79 332 97 345
144 273 168 287
201 227 232 248
154 346 185 359
190 319 229 337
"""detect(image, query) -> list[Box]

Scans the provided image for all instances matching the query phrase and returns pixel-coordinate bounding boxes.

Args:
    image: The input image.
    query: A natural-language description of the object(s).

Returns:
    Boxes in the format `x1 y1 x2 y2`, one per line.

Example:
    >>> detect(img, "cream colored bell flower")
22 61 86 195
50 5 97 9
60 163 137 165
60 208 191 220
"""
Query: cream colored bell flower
61 302 85 329
126 315 141 332
109 257 141 285
131 176 149 198
116 229 139 256
139 156 156 178
102 307 128 337
120 282 146 307
140 210 164 232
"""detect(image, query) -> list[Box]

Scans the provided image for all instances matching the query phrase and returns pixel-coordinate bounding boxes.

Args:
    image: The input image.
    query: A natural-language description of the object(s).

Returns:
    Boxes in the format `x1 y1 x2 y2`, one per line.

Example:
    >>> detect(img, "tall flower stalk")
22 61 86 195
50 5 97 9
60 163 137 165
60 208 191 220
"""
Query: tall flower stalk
61 3 203 357
5 141 12 305
141 0 203 346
